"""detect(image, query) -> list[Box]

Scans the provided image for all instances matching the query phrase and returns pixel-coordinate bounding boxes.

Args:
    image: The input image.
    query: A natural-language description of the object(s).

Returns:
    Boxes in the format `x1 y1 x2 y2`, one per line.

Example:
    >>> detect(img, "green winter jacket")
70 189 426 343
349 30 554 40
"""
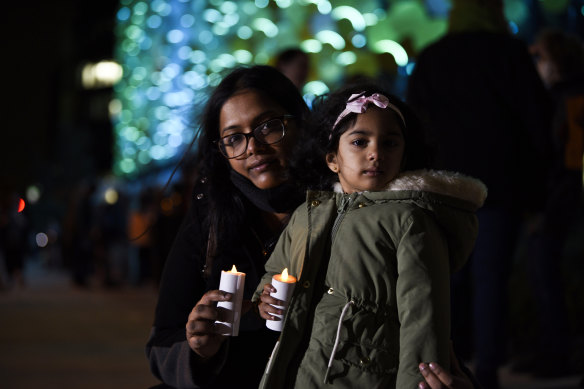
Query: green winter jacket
252 170 487 389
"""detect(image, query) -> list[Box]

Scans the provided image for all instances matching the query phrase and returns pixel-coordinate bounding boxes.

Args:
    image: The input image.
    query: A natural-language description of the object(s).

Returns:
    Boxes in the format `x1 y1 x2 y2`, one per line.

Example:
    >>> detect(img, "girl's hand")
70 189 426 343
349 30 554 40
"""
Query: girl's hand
186 290 232 359
258 283 285 321
417 343 474 389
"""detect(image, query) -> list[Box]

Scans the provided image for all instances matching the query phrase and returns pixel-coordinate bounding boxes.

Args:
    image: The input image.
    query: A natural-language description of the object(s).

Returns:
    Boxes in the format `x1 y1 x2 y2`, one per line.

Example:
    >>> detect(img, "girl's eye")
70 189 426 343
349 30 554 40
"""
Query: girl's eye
351 138 367 147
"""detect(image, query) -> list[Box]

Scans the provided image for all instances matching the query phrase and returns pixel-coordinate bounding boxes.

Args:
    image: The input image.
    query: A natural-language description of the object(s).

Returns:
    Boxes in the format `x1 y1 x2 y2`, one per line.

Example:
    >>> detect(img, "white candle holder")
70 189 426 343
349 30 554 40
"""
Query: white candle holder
266 272 296 332
215 267 245 336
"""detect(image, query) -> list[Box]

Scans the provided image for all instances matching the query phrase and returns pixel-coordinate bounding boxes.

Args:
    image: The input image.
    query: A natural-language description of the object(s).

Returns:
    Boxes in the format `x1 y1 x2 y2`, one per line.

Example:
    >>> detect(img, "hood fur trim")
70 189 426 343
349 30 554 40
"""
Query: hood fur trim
333 169 487 208
387 169 487 208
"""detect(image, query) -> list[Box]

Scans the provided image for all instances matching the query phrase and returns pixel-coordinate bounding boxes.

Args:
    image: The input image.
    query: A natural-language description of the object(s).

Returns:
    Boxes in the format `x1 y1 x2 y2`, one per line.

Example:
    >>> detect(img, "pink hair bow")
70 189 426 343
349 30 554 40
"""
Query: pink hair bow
331 92 406 135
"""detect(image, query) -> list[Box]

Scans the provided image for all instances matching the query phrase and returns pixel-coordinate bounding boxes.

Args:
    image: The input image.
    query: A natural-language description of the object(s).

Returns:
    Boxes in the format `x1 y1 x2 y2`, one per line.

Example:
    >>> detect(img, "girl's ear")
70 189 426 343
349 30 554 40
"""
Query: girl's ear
326 152 339 173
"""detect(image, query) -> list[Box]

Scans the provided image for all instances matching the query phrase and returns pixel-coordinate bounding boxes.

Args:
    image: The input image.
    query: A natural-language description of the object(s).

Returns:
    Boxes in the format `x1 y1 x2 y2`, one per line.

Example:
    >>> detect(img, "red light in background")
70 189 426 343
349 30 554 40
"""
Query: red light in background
18 198 25 213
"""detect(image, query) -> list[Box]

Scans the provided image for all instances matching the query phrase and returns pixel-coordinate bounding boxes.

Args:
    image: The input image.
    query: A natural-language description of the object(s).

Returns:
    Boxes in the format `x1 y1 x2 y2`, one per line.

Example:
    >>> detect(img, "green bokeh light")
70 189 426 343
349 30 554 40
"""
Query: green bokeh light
113 0 547 177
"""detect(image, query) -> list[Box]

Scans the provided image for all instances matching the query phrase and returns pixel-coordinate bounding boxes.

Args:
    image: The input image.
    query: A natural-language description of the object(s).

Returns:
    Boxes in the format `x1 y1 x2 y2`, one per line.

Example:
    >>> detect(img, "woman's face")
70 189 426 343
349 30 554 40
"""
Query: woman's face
219 89 298 189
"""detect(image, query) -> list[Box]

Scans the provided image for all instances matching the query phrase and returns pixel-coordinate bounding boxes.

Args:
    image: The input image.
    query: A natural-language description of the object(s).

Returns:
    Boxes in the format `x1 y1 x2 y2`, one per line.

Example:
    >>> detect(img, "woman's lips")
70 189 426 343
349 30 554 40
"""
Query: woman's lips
249 159 274 172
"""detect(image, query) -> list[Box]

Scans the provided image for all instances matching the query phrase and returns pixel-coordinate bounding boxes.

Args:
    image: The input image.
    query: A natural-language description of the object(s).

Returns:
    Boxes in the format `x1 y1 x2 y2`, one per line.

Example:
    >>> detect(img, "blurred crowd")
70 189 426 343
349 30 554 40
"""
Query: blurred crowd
0 163 197 290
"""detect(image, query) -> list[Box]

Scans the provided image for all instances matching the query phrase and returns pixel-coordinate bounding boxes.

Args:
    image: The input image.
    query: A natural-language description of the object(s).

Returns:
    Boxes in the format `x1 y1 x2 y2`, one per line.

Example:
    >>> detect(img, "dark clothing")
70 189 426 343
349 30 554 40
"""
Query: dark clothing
470 208 520 371
407 32 552 212
547 76 584 177
406 31 553 385
527 76 584 363
146 178 281 389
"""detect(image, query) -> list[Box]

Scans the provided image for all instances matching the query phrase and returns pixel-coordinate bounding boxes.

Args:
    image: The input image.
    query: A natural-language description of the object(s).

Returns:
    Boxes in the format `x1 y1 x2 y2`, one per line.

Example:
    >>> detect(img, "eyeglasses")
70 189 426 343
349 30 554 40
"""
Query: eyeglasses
216 115 294 159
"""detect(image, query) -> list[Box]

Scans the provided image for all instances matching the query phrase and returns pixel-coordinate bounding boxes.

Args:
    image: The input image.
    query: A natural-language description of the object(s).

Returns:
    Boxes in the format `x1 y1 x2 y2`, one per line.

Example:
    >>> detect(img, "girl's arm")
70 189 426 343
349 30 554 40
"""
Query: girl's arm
395 212 452 389
252 209 303 303
257 283 286 321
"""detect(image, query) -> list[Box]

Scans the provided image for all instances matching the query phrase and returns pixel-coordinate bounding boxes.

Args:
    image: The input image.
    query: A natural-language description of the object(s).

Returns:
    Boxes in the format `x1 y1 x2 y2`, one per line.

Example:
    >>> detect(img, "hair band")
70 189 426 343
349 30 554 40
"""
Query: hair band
330 92 406 139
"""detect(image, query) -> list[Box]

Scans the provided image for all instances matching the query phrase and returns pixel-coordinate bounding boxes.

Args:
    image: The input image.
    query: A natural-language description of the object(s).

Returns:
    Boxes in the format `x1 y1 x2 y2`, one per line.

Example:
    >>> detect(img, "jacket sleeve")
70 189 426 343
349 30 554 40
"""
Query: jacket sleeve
395 212 451 389
252 209 302 302
145 184 228 388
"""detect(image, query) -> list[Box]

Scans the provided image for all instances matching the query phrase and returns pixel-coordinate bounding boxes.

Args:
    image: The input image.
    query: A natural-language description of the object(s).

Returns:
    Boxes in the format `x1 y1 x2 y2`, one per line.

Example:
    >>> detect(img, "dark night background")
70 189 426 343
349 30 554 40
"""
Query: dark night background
0 1 583 388
2 0 118 202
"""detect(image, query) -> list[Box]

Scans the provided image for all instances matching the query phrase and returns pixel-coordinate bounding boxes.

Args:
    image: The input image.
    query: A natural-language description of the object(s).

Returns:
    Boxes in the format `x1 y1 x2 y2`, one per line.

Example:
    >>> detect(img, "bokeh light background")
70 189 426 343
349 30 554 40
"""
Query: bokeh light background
112 0 582 178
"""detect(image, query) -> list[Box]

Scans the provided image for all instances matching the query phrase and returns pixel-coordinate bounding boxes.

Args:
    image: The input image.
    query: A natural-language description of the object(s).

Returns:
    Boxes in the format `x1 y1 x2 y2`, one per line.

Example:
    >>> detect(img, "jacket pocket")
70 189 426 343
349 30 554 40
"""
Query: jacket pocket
302 293 399 385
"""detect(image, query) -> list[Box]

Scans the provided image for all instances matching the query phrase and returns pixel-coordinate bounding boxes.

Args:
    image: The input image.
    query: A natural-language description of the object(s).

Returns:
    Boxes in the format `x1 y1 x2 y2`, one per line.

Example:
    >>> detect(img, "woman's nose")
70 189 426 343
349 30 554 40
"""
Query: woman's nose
246 134 264 156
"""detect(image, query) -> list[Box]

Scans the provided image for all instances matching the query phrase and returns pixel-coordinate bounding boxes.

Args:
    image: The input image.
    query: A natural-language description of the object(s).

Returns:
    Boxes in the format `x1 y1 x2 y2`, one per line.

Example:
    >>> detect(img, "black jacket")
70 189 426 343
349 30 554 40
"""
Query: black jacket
146 178 281 388
407 31 553 213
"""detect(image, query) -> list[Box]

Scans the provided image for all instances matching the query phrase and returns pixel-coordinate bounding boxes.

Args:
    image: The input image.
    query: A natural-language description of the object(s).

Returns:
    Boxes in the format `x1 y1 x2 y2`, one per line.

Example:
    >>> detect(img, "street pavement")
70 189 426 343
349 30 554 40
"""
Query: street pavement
0 260 582 389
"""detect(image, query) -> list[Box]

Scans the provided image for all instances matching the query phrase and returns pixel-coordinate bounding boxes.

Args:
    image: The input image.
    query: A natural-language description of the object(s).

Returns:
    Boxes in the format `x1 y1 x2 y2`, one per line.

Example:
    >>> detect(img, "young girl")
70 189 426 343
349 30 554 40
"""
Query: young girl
253 84 487 389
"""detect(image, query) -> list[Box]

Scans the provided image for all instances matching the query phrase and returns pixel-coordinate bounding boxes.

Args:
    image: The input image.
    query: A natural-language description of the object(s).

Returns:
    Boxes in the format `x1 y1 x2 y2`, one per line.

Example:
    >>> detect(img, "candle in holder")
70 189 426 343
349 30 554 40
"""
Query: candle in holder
266 268 297 332
215 265 246 336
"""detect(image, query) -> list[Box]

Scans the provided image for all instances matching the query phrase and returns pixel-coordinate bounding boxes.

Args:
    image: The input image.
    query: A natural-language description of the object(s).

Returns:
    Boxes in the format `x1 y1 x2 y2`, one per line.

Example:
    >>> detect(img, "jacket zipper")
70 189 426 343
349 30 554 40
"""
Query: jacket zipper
330 193 355 242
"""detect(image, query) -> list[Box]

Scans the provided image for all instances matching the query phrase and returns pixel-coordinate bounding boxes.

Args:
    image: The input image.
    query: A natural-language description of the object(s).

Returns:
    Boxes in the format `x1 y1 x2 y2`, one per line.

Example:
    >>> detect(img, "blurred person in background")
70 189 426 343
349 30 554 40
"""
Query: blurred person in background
275 47 310 91
517 27 584 378
89 186 128 288
62 180 97 288
153 181 192 287
128 187 158 286
0 191 29 289
406 0 553 387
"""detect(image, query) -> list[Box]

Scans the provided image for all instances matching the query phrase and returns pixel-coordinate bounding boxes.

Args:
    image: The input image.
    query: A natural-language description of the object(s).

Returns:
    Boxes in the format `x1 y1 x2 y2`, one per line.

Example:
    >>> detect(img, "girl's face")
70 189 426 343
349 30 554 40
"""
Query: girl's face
326 107 405 193
219 89 298 189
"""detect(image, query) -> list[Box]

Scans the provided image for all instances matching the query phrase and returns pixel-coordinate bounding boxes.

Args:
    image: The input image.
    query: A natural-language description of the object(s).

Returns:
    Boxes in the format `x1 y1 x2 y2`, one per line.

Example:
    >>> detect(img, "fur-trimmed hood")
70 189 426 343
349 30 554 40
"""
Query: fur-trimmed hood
334 169 487 210
331 169 487 272
386 169 487 209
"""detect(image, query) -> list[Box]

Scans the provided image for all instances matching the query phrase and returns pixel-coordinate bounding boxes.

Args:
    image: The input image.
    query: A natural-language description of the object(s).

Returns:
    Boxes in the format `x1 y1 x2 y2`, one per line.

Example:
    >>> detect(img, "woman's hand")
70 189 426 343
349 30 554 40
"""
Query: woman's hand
186 290 232 359
418 343 474 389
258 283 285 321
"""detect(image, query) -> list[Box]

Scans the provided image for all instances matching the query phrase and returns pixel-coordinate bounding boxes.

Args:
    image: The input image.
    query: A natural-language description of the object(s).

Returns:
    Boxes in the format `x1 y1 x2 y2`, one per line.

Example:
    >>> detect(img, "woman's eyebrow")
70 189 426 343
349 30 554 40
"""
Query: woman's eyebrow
221 110 282 136
220 124 241 136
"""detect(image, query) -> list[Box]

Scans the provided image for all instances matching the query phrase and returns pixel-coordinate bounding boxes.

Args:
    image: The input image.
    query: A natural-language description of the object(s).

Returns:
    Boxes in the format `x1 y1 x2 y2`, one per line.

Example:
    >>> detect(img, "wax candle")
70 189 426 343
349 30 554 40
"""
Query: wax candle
215 265 246 336
266 268 297 332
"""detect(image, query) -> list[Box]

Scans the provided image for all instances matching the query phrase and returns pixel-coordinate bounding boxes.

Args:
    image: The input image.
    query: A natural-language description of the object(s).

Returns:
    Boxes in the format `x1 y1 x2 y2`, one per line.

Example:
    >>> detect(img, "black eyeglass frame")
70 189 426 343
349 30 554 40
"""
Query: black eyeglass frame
215 114 295 159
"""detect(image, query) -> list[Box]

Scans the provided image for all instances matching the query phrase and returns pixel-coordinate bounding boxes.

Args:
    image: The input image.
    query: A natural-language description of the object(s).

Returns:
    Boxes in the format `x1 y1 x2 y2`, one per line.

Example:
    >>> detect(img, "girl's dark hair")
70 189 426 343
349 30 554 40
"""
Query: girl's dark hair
195 65 309 257
290 83 433 190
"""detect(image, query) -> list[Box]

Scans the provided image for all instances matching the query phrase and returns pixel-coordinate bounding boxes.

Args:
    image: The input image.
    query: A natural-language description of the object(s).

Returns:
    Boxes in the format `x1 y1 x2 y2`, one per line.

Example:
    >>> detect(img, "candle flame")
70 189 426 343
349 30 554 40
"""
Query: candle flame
282 268 289 282
231 265 238 273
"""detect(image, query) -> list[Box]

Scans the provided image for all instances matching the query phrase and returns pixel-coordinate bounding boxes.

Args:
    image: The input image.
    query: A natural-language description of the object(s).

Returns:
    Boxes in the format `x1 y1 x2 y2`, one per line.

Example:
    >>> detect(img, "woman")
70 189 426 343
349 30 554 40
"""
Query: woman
146 65 474 389
146 65 309 389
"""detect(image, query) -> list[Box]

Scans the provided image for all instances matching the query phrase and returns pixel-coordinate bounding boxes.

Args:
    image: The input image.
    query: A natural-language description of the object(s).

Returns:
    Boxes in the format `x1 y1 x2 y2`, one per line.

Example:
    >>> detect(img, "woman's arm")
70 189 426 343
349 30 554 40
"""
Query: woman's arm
418 342 476 389
146 185 229 388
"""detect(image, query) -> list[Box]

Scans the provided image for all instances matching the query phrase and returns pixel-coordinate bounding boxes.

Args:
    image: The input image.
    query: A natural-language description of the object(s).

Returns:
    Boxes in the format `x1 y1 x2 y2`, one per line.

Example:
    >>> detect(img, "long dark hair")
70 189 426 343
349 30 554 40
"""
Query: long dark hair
290 83 433 190
195 65 309 258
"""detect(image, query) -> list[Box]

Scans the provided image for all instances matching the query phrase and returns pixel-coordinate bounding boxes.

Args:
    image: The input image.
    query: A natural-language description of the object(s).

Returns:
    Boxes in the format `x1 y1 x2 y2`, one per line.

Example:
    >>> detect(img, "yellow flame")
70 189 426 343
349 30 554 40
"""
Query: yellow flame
231 265 237 273
282 268 289 282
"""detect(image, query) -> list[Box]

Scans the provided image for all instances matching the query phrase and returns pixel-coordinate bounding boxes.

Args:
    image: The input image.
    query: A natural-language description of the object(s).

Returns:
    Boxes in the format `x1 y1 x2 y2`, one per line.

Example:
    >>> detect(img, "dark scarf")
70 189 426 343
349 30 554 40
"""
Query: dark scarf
230 170 304 213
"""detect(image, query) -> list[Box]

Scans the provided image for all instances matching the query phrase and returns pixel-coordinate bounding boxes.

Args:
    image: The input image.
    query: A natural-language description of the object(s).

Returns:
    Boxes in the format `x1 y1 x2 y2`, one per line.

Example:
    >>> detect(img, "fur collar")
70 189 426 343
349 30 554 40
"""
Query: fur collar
332 169 487 208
